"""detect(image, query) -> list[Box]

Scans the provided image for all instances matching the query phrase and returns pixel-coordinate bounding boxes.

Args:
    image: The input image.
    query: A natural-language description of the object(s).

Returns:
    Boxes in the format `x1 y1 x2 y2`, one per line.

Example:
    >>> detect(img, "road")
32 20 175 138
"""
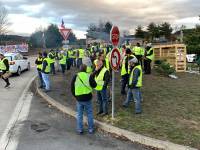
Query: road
0 56 150 150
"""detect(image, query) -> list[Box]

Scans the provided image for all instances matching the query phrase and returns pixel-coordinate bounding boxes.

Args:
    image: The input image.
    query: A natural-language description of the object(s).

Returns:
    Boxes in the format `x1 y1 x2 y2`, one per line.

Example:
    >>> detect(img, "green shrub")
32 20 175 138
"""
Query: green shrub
155 60 176 75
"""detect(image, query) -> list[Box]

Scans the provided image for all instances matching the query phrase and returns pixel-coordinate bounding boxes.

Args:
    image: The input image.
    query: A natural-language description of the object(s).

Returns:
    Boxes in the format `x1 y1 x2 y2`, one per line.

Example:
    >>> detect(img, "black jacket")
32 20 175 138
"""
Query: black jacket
71 72 97 102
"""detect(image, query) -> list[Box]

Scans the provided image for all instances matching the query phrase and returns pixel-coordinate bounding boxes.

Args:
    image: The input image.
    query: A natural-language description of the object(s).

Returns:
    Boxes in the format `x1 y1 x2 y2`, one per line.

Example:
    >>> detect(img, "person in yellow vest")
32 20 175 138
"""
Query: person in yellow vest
58 51 67 74
94 60 110 116
133 43 145 67
120 48 133 95
48 49 56 75
41 52 51 92
71 64 97 134
123 57 142 114
0 53 10 88
77 48 85 68
144 43 154 74
35 52 44 88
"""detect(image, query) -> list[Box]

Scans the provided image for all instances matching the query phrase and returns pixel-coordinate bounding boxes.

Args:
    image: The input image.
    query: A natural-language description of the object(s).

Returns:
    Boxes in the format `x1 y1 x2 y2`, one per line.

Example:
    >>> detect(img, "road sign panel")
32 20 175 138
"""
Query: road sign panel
60 28 71 40
110 48 121 71
110 26 120 47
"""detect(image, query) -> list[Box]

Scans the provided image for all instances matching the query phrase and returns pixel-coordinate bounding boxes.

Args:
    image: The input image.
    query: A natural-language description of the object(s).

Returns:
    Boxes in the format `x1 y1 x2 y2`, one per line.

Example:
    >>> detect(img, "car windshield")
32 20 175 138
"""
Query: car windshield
5 56 12 61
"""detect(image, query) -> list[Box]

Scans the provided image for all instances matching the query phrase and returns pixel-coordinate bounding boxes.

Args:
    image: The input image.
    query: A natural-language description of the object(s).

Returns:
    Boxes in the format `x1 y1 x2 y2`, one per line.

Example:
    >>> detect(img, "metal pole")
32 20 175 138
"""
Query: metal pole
112 67 115 119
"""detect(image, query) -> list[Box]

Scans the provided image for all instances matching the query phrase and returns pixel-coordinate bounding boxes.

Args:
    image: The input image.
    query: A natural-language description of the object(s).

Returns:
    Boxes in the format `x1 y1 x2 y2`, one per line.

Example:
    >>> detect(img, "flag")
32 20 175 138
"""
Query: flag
61 19 65 29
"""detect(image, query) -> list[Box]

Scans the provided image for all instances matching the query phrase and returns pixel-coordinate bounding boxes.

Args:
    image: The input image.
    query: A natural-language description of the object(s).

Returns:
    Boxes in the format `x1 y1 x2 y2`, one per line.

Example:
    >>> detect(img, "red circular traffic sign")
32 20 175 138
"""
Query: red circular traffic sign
110 48 121 71
110 26 120 47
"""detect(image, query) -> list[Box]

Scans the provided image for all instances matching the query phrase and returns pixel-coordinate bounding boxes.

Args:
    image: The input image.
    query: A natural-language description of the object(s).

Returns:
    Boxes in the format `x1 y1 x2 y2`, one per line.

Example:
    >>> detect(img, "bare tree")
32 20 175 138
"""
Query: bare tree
0 6 9 35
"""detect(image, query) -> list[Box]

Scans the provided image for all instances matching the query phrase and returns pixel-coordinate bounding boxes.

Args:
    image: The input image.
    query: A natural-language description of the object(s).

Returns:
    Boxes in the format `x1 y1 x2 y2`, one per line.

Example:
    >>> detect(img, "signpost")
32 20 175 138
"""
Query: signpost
110 26 120 119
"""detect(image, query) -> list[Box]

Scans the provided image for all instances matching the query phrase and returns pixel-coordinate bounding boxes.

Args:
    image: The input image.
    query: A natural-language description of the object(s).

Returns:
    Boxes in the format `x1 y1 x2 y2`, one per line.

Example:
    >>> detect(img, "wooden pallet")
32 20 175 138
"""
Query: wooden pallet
153 44 186 72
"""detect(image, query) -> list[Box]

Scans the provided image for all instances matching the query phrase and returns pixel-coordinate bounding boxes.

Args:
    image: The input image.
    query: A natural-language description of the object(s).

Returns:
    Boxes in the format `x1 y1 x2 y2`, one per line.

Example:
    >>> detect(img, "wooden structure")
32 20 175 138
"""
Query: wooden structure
153 44 186 72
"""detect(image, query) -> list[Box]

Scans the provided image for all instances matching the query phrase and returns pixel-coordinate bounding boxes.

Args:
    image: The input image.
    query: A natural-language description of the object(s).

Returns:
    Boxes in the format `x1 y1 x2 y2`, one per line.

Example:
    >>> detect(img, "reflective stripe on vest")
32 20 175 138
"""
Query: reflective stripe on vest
129 65 142 87
37 58 43 70
95 67 107 91
146 48 154 60
121 56 127 76
0 58 7 71
43 58 51 73
79 49 84 58
75 72 92 96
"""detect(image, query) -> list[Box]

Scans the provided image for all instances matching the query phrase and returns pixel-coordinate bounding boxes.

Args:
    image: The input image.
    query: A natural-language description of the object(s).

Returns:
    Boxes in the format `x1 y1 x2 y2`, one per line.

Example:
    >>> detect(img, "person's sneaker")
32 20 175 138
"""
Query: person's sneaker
88 129 94 134
122 104 128 108
77 130 84 135
101 113 108 117
4 83 10 88
43 89 51 93
135 112 142 114
96 111 103 115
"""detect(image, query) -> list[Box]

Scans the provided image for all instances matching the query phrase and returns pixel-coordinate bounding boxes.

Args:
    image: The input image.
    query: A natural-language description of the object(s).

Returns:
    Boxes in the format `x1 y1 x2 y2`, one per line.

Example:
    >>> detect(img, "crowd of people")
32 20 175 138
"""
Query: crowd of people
34 42 154 134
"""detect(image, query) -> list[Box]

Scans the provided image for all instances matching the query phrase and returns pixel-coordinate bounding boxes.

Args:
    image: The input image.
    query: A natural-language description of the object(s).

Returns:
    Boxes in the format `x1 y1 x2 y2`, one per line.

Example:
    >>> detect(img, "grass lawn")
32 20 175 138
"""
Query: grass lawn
48 68 200 149
95 71 200 149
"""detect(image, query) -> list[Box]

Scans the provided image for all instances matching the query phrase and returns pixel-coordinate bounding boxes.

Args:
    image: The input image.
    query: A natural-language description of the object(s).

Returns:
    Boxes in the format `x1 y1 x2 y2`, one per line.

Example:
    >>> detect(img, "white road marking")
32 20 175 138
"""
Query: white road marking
0 76 36 150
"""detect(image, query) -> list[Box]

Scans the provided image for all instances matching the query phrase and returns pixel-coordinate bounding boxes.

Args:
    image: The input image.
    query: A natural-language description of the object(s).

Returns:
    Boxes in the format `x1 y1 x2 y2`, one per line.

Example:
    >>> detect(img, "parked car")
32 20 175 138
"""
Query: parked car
4 53 30 75
186 54 196 63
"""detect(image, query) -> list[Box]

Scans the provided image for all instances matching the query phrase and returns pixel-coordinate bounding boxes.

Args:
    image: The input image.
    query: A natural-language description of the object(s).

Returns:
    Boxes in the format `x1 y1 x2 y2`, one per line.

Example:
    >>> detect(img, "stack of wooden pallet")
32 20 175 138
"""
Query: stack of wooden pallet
153 44 186 72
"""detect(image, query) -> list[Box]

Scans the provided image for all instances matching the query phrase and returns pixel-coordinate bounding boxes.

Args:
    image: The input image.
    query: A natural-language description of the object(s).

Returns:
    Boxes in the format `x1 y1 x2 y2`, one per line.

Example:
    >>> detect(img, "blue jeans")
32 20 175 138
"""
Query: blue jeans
41 73 50 90
76 100 94 132
123 88 142 113
97 89 108 113
38 70 44 87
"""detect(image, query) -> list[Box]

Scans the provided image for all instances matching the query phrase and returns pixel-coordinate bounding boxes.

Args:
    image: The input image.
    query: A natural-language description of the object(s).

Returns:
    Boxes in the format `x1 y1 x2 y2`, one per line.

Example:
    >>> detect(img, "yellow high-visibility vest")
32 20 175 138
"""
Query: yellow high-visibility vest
75 72 92 96
0 58 8 71
95 67 108 91
129 65 142 87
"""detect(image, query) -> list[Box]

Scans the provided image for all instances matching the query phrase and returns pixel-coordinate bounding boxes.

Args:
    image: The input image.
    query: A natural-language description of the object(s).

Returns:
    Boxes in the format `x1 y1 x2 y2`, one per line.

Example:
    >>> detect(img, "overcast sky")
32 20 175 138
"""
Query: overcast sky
1 0 200 38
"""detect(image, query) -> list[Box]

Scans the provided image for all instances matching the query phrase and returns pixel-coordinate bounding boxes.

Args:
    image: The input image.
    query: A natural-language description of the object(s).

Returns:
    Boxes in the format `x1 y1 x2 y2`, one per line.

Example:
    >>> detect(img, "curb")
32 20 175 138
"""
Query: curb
36 81 197 150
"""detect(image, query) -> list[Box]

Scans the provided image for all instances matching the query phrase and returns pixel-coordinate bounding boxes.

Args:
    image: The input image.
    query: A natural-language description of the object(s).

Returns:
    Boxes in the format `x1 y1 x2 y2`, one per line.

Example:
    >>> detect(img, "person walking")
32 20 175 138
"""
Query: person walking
94 60 110 116
41 52 51 92
123 57 143 114
0 53 10 88
35 52 44 88
71 64 97 134
144 43 154 74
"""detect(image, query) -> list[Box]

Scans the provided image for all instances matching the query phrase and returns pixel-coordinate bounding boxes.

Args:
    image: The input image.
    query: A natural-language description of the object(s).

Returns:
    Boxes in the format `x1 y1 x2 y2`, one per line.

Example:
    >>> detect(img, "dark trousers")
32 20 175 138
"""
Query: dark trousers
66 59 71 70
121 74 129 94
50 63 55 74
60 64 66 74
144 59 152 74
2 71 10 85
97 89 108 114
77 58 82 68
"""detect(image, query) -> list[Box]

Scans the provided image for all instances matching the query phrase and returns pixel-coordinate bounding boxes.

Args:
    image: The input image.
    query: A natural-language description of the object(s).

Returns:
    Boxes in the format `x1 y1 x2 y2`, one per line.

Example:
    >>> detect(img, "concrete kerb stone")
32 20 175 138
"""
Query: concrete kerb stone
35 80 197 150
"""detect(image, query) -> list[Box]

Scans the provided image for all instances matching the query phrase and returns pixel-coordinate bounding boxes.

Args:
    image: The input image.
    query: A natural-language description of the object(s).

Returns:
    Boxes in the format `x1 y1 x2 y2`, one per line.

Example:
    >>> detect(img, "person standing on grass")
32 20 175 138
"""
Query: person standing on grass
94 60 110 116
71 64 97 134
58 51 67 74
123 57 143 114
0 53 10 88
41 52 51 92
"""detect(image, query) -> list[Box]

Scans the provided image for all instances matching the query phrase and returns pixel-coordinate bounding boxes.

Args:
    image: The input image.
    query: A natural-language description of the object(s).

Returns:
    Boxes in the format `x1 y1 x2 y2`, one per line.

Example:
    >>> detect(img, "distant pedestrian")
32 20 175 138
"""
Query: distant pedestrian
71 64 97 134
35 52 44 88
144 43 154 74
123 57 143 114
48 49 56 75
0 53 10 88
58 51 67 74
41 52 51 92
